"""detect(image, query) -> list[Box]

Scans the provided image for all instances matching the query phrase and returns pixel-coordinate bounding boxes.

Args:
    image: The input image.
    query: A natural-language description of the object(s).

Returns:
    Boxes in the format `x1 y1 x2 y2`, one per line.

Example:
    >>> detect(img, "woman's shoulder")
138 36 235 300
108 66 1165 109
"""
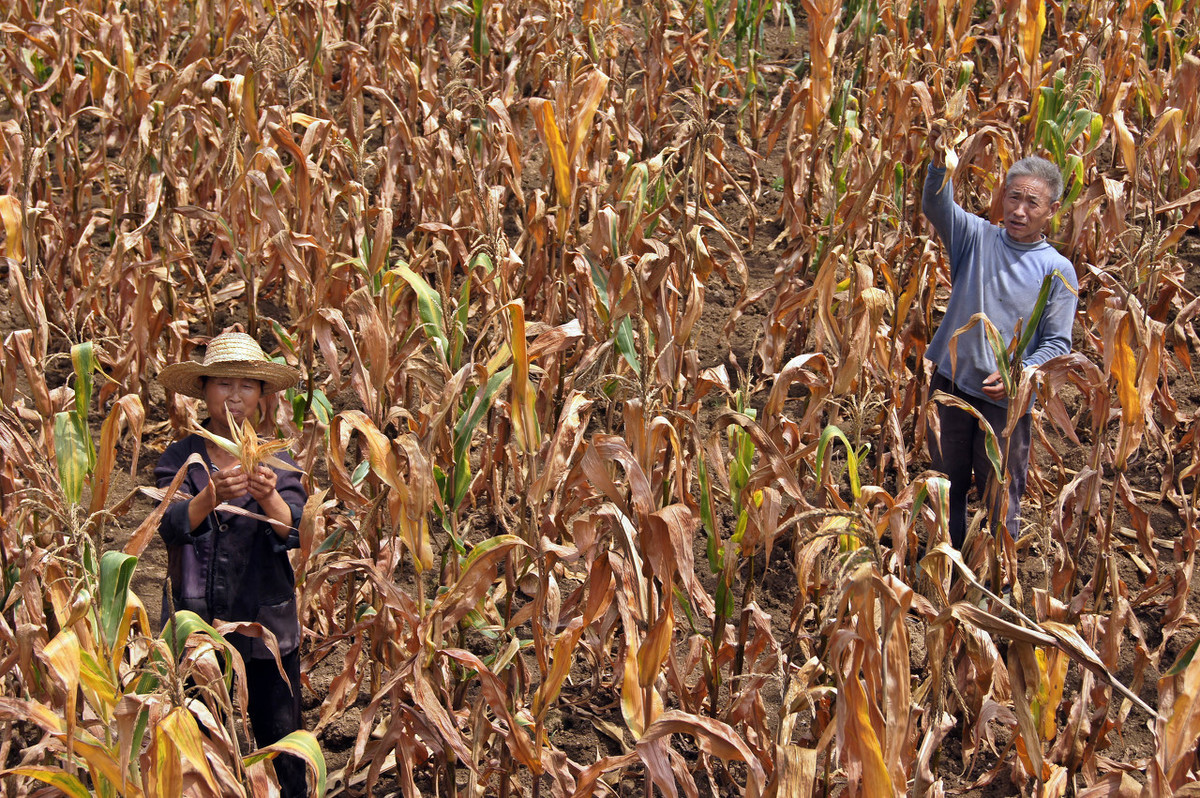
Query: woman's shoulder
157 433 204 466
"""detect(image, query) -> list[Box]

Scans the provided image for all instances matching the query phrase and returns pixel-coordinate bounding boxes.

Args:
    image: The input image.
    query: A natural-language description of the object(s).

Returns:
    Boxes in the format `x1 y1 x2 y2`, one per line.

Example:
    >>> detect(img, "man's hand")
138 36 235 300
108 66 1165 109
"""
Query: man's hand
928 121 945 167
981 371 1007 400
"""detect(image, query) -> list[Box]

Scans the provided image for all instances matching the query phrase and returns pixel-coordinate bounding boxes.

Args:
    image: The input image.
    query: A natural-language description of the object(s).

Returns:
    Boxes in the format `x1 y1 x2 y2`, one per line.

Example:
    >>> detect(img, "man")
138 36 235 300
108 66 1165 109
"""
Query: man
923 141 1079 549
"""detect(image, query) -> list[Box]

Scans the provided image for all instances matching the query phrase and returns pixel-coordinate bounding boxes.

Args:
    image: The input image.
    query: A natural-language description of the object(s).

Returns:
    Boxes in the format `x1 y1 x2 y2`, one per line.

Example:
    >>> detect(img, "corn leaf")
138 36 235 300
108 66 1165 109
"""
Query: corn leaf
505 301 540 453
1112 313 1141 425
97 550 138 650
531 98 571 202
4 767 92 798
0 195 24 261
387 262 449 362
161 707 222 794
245 730 328 797
54 411 90 506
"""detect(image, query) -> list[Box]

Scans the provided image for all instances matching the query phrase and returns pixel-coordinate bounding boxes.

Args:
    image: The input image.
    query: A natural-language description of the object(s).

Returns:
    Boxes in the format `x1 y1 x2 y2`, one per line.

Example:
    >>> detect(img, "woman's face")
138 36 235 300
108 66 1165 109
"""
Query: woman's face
203 376 264 433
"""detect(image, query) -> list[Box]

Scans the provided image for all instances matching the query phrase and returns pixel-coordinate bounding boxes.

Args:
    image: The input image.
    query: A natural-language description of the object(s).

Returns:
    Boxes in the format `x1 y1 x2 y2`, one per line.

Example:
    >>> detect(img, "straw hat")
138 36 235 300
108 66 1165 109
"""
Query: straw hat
158 331 300 399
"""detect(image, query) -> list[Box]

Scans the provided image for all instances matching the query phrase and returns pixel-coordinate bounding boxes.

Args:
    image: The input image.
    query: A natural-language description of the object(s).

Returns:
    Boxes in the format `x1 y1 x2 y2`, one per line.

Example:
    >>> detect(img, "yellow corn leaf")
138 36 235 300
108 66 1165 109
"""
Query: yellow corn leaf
1160 640 1200 785
533 616 587 719
1009 641 1047 782
152 728 183 798
1039 649 1068 741
54 411 91 506
289 112 323 127
801 0 837 132
505 301 540 454
231 71 261 144
636 599 674 688
87 50 111 102
44 630 81 756
1017 0 1046 70
391 435 436 573
195 417 300 475
0 699 135 795
1146 107 1182 146
159 707 222 795
840 663 894 797
568 71 610 167
330 411 401 491
1112 314 1140 425
5 767 92 798
530 99 571 202
620 640 662 739
0 195 24 261
90 394 144 516
78 650 120 723
1111 110 1137 174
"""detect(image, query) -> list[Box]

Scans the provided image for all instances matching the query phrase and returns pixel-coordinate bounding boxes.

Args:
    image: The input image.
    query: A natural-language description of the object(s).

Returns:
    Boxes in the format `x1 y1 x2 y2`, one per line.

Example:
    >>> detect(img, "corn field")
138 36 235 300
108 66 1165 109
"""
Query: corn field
1 0 1199 794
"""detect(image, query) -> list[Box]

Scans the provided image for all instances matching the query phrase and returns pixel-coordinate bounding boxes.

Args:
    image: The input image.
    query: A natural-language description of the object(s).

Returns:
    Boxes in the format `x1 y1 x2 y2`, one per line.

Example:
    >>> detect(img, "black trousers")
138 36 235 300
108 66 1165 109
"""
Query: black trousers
927 370 1032 548
246 649 307 797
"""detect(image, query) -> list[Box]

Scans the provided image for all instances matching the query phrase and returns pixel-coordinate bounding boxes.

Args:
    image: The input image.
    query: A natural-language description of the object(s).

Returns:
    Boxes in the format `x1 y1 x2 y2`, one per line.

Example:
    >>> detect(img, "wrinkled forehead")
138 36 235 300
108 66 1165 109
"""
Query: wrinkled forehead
1004 175 1054 201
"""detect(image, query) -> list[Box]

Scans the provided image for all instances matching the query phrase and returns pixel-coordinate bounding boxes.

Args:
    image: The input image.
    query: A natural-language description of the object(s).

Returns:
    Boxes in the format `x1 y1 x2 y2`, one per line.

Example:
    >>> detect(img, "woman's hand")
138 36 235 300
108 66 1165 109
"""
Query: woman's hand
210 464 251 501
248 464 278 504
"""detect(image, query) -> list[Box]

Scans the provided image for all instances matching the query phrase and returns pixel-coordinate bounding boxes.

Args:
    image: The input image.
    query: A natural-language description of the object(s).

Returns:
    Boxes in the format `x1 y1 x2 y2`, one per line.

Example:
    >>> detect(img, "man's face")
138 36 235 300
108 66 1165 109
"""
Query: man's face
1002 176 1060 243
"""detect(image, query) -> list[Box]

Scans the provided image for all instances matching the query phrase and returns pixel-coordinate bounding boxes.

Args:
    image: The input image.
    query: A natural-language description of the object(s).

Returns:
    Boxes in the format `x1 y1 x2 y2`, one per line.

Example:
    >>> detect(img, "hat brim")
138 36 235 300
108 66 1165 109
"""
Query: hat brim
158 360 300 399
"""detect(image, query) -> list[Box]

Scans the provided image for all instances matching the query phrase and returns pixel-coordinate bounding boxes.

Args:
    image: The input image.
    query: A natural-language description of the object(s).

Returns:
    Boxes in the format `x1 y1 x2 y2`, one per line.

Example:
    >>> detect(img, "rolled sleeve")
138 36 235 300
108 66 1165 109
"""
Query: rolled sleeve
269 464 307 551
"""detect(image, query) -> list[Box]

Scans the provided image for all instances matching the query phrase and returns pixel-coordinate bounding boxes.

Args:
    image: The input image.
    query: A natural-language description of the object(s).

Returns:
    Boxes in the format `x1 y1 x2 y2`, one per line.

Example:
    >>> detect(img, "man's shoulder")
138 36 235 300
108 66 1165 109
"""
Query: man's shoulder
1038 246 1077 287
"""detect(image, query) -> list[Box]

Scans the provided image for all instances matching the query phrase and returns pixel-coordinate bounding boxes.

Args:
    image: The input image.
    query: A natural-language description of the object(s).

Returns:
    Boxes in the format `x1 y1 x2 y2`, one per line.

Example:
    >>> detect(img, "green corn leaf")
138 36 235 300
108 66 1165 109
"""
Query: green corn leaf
614 315 641 374
136 611 233 694
1085 113 1104 152
1165 637 1200 676
1012 274 1057 366
1062 156 1086 209
54 411 90 506
291 386 332 427
588 255 612 323
159 611 230 666
815 424 860 497
698 455 721 573
245 730 328 797
453 365 512 467
452 278 470 372
389 261 449 363
470 0 490 58
98 550 137 649
452 456 472 511
912 476 951 541
70 341 98 419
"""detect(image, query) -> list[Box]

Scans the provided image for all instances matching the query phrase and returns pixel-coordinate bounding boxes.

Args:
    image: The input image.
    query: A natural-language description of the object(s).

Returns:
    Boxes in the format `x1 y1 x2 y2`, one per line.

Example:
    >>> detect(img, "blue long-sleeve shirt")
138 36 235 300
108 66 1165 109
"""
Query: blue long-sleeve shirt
923 164 1079 407
155 430 306 660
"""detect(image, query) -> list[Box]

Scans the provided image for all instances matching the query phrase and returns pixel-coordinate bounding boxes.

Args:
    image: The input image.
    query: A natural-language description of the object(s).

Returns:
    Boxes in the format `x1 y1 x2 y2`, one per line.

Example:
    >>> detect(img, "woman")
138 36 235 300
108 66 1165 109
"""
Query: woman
155 329 307 796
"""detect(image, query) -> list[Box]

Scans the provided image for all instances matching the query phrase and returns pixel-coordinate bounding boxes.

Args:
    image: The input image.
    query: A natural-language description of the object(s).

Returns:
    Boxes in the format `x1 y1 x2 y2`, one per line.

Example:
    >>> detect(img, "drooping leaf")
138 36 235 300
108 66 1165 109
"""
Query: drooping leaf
98 550 138 649
4 767 92 798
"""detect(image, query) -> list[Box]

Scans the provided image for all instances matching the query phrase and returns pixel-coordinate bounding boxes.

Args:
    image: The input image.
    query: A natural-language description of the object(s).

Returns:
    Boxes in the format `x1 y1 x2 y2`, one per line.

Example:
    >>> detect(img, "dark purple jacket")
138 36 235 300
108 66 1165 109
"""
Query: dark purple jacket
155 431 306 660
